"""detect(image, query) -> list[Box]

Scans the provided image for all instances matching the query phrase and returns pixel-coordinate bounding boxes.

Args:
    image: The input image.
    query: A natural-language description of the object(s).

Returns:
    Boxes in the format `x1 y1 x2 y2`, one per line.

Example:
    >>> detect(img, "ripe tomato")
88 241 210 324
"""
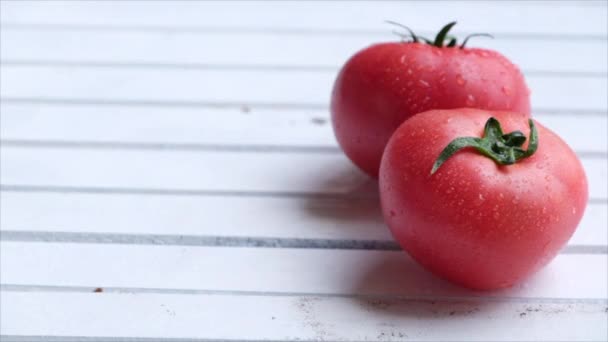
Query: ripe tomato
331 23 530 177
379 108 587 290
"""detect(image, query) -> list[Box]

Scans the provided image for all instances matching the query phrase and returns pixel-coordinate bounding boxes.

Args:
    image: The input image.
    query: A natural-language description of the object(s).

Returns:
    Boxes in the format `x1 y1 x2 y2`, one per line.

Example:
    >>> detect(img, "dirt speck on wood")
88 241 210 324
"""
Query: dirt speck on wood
311 117 327 125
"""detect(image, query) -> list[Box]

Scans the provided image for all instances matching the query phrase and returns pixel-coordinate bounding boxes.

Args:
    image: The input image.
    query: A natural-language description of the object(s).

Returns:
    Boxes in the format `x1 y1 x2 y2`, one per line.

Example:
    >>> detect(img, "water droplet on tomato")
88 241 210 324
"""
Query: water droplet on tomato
572 207 577 214
456 74 466 85
541 207 547 214
400 55 407 64
407 68 413 75
478 193 485 201
419 80 430 87
466 94 475 106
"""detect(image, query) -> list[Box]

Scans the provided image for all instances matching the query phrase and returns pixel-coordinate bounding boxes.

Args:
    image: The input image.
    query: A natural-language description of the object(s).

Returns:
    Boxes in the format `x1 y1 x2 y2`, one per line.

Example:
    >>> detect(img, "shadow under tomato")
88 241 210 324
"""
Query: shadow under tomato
302 162 385 227
348 249 506 320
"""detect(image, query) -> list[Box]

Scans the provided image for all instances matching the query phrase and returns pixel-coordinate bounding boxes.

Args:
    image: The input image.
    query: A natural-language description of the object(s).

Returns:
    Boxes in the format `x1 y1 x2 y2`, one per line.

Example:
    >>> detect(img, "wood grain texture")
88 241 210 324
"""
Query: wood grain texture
1 291 607 341
1 146 605 199
2 291 607 341
1 1 607 340
2 1 606 35
1 191 606 248
1 242 607 299
1 66 606 111
1 104 606 153
1 29 606 74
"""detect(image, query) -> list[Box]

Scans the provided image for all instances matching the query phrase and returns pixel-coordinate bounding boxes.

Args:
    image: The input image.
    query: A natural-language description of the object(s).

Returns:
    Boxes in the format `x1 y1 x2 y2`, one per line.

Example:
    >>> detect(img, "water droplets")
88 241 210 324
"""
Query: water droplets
572 207 577 215
466 94 476 106
419 79 430 87
478 193 485 201
536 161 548 170
407 68 413 75
456 74 466 85
400 55 407 64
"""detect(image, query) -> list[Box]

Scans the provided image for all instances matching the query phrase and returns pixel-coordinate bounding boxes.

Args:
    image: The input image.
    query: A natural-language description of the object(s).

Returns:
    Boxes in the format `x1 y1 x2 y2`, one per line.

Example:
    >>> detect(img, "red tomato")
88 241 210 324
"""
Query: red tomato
331 23 531 177
379 108 587 290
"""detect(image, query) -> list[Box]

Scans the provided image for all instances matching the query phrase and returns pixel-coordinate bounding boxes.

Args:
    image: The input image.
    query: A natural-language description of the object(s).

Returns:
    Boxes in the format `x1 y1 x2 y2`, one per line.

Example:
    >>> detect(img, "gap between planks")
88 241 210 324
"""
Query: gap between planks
0 231 606 255
2 284 607 305
1 97 606 116
0 60 605 78
2 185 607 204
1 23 607 41
1 139 606 158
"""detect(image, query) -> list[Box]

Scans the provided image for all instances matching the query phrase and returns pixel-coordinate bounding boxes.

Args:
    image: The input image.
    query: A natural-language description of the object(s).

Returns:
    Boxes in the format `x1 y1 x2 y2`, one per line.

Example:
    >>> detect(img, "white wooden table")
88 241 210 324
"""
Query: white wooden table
0 1 607 341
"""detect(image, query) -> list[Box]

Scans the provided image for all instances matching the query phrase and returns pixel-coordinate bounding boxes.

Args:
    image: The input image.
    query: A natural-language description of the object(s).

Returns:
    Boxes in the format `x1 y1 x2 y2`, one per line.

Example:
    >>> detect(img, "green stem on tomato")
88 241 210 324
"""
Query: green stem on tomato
430 117 538 175
433 22 457 47
386 21 494 48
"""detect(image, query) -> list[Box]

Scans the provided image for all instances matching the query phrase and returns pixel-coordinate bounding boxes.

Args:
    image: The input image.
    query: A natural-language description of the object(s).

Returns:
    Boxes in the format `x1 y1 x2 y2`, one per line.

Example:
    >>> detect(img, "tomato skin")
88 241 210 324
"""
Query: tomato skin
331 42 530 178
379 108 587 290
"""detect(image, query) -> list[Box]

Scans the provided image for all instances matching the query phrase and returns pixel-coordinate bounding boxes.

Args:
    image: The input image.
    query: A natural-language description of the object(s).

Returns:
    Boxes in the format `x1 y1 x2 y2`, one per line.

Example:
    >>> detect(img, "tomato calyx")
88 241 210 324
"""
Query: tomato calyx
387 21 494 48
431 117 538 174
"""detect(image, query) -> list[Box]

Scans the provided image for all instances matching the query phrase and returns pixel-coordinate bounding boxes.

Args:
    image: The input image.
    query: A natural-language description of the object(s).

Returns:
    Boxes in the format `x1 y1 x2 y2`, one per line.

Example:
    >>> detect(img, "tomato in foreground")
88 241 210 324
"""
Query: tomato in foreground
379 108 587 290
331 22 531 177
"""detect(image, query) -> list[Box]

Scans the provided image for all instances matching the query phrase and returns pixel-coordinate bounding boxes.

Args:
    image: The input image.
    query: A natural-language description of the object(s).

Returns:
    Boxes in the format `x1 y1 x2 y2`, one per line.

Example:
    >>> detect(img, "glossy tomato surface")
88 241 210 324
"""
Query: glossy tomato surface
379 108 587 290
331 42 531 177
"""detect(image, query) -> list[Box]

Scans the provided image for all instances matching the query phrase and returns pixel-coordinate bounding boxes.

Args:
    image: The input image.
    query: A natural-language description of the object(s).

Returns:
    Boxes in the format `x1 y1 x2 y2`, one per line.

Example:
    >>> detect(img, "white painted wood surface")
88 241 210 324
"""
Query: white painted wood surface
1 1 607 341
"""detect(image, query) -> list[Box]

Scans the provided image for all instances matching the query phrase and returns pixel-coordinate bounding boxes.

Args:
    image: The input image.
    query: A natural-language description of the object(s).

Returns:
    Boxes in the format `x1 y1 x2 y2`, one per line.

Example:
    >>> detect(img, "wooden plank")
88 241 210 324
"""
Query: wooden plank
1 146 605 199
1 66 606 111
0 191 391 241
1 242 607 299
1 1 606 36
1 292 607 341
1 191 605 248
1 104 606 153
1 29 606 74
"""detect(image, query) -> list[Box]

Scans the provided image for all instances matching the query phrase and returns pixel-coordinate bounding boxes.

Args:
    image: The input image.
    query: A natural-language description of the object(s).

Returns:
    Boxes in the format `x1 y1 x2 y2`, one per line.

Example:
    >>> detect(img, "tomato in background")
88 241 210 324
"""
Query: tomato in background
331 23 531 177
